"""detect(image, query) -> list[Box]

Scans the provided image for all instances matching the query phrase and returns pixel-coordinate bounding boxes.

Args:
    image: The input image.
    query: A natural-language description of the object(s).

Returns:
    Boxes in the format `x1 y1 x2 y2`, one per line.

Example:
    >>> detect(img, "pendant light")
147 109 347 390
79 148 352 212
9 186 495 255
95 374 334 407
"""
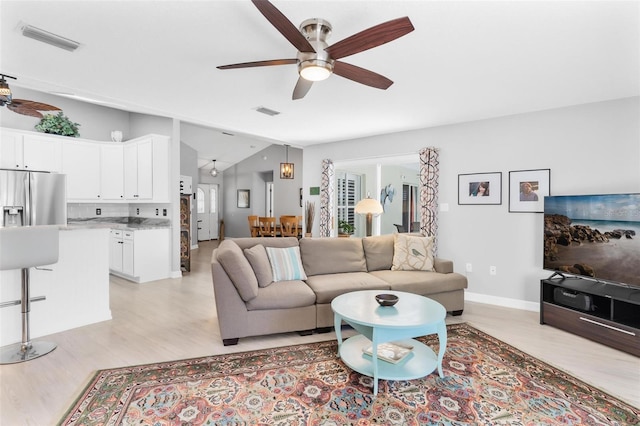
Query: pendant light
280 145 294 179
210 159 219 177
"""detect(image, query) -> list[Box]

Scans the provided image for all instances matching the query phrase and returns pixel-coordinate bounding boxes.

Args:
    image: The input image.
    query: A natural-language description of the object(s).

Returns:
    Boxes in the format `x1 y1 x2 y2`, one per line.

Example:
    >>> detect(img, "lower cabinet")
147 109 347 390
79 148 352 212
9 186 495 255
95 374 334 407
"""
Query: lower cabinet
109 228 170 283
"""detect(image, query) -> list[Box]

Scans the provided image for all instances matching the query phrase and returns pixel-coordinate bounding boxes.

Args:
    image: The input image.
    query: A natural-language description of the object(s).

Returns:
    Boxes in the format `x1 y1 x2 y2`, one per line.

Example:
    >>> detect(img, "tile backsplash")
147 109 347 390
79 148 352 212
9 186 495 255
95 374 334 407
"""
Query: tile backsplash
68 203 172 219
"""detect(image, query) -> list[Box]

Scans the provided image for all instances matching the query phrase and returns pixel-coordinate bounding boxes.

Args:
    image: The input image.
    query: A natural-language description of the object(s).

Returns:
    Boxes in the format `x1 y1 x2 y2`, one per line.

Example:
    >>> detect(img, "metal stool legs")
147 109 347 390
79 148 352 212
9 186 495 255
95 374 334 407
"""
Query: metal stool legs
0 267 56 364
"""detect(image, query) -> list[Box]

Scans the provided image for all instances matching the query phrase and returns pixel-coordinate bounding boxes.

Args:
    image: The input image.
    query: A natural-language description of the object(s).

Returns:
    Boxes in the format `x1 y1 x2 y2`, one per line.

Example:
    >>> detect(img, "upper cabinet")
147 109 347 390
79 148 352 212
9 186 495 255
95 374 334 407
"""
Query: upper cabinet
0 129 62 172
100 144 125 201
1 128 170 204
63 140 102 200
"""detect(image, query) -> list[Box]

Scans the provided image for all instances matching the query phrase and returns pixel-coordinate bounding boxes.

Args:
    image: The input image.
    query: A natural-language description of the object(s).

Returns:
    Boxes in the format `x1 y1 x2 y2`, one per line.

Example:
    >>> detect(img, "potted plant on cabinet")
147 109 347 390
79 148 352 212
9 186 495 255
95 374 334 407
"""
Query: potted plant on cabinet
35 112 80 137
338 220 355 237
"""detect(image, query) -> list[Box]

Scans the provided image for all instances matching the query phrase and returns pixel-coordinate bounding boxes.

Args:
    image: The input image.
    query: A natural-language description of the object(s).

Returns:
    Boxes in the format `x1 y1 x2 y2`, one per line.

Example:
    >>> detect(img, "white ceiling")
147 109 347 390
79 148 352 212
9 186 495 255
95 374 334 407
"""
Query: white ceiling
1 0 638 171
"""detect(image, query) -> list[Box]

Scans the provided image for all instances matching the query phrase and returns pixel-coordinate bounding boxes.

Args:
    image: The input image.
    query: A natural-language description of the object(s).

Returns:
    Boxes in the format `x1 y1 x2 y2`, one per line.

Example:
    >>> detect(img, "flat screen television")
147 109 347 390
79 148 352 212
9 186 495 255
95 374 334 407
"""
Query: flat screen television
543 193 640 288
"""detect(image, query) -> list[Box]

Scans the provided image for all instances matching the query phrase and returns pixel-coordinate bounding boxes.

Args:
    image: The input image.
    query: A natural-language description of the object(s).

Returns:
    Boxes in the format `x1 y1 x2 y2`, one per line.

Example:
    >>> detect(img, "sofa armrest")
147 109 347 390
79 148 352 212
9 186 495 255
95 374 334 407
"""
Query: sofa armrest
433 257 454 274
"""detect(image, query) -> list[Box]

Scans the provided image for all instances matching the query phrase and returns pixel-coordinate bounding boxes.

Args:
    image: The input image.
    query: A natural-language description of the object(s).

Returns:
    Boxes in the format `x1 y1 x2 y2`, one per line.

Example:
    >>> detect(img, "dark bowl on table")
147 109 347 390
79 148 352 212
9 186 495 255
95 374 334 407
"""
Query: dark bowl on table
375 293 399 307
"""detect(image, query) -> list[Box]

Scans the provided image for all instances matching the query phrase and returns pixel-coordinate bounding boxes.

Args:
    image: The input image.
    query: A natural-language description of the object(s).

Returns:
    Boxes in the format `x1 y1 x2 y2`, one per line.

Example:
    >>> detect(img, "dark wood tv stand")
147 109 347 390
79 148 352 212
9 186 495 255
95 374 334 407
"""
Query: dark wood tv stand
540 277 640 356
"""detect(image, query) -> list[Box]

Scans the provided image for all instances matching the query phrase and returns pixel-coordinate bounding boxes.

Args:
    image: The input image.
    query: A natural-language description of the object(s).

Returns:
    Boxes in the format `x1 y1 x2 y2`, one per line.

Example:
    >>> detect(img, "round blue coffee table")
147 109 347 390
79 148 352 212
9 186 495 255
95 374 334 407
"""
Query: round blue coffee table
331 290 447 395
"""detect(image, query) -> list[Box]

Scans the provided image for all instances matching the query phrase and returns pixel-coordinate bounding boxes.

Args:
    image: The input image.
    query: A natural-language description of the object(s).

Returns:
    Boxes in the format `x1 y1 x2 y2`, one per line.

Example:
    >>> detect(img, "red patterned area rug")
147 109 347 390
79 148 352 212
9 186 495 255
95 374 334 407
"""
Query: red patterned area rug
60 323 639 425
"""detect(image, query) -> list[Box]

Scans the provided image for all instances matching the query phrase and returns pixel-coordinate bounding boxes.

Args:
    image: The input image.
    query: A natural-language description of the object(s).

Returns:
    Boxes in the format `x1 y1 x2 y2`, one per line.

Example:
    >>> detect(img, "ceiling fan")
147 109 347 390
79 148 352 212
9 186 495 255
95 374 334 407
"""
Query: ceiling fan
0 74 62 118
217 0 415 100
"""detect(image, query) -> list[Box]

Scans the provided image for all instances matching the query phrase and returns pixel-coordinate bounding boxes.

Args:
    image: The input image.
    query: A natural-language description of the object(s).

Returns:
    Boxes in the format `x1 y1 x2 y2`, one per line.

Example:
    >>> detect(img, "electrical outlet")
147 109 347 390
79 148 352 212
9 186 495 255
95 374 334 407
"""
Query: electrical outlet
490 266 497 275
163 209 167 216
96 208 101 216
136 208 140 215
465 263 472 272
156 208 159 216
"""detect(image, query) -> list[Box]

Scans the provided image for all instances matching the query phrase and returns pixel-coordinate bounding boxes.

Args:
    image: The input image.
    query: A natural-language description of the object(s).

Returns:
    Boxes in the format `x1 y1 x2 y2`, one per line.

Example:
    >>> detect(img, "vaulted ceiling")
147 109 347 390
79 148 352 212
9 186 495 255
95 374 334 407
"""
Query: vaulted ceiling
1 1 638 169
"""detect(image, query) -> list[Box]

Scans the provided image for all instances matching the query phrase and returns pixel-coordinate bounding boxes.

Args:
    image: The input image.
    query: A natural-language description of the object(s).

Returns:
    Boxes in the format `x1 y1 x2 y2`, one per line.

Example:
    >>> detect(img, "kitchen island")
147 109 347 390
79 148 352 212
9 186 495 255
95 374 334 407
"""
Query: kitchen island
0 227 111 347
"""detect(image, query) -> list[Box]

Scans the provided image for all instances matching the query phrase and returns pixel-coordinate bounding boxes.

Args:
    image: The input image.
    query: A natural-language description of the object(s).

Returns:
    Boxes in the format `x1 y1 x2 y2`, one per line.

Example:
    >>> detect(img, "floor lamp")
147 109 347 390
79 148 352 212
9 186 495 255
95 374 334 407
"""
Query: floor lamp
355 196 384 236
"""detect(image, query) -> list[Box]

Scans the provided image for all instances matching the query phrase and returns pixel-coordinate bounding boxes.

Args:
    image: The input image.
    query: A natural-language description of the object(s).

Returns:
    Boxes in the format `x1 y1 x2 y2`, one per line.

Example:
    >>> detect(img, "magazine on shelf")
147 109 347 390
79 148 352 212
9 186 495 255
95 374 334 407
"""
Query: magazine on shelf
362 341 414 364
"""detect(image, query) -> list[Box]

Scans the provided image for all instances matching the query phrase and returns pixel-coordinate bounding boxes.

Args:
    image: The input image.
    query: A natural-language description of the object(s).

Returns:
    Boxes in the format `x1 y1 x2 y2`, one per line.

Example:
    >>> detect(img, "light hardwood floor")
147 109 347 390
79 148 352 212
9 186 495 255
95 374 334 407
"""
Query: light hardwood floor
1 240 638 425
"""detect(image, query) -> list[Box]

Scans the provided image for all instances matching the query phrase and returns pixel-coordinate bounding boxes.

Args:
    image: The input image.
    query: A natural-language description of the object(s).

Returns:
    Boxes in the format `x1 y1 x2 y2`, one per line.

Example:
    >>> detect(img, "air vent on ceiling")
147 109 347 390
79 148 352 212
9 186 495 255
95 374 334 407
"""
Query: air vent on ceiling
21 24 80 52
222 131 234 136
255 106 281 116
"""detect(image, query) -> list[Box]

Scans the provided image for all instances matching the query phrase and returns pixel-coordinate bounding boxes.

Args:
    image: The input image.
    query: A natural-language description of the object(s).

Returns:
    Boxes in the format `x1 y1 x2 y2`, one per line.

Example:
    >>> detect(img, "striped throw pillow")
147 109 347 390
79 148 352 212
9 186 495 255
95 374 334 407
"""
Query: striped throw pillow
265 246 308 281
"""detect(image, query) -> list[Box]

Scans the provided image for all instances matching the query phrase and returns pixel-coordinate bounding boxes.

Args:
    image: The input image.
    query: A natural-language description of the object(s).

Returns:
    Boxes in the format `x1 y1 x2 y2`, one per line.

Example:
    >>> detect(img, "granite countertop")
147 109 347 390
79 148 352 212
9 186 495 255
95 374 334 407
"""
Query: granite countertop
66 217 171 231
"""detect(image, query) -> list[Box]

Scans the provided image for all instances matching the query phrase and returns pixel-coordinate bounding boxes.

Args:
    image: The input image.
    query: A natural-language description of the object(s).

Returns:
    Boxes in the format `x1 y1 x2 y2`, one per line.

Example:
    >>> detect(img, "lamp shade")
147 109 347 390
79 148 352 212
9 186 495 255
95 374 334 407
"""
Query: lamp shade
355 198 384 215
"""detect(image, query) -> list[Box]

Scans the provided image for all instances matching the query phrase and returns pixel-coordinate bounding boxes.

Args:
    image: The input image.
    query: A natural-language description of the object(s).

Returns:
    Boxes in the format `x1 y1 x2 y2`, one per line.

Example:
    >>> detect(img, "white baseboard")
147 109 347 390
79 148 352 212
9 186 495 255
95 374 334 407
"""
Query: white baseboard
170 270 182 279
465 291 539 312
191 244 198 250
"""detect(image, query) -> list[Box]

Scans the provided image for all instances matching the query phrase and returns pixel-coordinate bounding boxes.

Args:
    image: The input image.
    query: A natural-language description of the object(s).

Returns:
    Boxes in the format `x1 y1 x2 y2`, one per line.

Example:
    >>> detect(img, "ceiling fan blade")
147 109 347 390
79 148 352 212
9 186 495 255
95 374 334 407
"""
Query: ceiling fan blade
217 59 297 70
333 61 393 90
6 99 61 118
292 77 313 100
251 0 315 53
325 17 414 60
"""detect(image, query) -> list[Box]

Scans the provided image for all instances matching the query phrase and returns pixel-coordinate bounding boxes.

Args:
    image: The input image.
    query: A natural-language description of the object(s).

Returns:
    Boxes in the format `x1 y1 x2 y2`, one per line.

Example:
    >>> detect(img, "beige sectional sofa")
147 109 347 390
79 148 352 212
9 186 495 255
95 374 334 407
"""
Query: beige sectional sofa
211 234 467 345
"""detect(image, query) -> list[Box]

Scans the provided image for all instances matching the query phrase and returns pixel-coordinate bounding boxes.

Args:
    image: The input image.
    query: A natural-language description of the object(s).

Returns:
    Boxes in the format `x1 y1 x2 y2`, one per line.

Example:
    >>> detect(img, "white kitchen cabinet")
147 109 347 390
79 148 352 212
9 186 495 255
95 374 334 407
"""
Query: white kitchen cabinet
109 228 170 283
109 229 124 271
100 144 124 200
122 230 135 276
1 128 170 203
0 129 62 172
62 140 101 200
124 138 153 200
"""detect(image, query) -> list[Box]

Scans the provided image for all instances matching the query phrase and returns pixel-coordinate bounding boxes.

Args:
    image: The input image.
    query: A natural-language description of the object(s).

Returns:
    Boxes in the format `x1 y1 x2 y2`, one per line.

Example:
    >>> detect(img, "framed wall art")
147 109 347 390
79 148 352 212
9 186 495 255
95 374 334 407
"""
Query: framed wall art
458 172 502 205
509 169 550 213
237 189 250 208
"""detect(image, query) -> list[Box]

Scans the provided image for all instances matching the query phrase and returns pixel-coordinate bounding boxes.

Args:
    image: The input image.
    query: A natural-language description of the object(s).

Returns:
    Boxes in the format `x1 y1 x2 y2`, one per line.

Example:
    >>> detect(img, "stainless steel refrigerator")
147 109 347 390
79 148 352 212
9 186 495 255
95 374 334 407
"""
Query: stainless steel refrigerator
0 169 66 228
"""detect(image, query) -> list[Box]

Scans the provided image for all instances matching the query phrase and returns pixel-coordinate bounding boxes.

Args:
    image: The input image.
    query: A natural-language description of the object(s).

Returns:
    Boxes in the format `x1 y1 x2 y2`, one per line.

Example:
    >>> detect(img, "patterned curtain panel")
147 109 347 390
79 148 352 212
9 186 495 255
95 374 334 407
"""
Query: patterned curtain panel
419 147 440 254
320 159 335 237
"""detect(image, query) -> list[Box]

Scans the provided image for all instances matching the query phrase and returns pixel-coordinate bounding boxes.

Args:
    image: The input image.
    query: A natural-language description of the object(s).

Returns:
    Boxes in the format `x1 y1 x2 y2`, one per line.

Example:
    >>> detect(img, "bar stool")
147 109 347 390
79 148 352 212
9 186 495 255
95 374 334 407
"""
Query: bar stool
0 225 59 364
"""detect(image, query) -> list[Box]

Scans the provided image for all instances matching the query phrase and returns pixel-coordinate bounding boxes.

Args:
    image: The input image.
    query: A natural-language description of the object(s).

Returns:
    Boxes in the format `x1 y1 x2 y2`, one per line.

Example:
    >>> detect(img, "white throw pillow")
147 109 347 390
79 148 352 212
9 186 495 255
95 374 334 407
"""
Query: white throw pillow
391 233 434 271
265 246 308 281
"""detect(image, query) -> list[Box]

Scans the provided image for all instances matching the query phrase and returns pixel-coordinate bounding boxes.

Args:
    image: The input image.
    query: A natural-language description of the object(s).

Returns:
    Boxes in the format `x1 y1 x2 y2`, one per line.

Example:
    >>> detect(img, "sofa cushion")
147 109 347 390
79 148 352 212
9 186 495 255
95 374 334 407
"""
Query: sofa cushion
362 234 395 271
391 233 434 271
369 270 468 294
299 238 367 276
244 244 273 288
245 280 316 310
231 237 299 250
216 240 259 301
266 246 308 281
305 272 390 304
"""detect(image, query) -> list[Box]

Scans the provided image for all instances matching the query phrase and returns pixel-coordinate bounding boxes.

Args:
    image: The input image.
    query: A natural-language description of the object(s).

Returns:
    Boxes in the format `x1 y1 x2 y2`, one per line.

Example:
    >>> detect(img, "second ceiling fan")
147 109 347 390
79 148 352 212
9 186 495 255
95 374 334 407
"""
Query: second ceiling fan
217 0 414 100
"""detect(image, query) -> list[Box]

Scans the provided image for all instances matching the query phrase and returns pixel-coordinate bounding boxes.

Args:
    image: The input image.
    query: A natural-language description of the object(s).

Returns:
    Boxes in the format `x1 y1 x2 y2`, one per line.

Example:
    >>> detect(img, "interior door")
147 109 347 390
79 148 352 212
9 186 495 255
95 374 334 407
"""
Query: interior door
197 184 219 240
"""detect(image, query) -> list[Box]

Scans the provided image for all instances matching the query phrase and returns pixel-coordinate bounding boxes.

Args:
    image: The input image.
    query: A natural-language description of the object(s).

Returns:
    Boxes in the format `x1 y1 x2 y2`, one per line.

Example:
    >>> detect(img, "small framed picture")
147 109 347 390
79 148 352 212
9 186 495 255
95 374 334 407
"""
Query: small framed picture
237 189 250 208
509 169 550 213
458 172 502 205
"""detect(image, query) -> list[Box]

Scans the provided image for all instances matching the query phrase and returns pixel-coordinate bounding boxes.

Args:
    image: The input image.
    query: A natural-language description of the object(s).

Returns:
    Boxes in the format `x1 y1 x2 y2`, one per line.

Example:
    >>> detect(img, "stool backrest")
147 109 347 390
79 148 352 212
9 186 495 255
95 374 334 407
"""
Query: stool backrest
0 225 59 270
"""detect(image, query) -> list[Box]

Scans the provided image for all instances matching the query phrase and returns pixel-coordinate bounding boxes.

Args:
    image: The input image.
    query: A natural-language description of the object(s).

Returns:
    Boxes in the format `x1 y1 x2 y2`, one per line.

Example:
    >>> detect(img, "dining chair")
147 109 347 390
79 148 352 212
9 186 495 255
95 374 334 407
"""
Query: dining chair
394 224 407 233
280 216 299 237
248 215 259 237
258 216 277 237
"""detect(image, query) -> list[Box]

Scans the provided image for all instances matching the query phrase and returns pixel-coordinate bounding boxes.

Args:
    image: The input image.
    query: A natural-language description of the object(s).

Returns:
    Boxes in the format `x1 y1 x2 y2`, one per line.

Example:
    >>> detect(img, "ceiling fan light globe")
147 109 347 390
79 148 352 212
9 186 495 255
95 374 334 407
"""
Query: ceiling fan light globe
299 59 332 81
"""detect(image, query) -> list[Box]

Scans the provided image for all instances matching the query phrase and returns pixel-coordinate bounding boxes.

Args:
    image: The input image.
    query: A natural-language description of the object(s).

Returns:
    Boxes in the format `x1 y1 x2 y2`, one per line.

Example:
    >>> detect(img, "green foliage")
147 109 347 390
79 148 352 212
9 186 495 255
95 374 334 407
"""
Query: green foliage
338 220 355 234
35 112 80 137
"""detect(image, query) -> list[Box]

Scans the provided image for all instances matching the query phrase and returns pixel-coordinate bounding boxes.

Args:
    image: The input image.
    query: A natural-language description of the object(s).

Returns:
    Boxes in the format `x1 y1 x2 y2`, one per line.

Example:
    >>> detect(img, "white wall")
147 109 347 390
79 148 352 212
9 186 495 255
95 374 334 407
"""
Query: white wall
303 97 640 305
222 144 303 238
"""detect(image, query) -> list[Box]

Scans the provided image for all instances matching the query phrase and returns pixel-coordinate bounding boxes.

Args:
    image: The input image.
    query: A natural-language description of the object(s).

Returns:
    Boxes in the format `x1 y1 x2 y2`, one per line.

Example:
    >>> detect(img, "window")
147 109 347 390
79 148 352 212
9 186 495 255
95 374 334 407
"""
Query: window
196 188 205 214
336 172 361 231
209 186 217 213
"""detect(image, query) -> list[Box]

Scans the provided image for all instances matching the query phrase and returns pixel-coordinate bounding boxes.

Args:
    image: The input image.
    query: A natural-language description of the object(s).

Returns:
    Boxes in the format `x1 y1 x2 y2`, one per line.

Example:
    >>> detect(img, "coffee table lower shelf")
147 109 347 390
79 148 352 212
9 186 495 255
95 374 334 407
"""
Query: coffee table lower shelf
338 334 439 383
